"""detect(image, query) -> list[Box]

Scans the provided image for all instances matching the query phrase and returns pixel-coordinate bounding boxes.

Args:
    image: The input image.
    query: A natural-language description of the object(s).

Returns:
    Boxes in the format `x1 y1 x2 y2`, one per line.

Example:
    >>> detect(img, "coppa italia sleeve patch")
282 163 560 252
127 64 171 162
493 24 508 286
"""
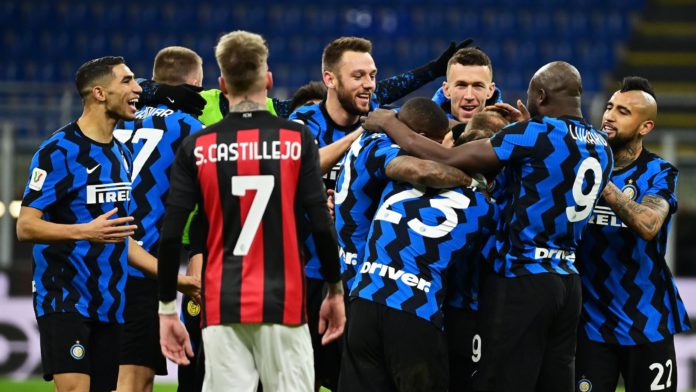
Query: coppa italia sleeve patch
29 168 48 191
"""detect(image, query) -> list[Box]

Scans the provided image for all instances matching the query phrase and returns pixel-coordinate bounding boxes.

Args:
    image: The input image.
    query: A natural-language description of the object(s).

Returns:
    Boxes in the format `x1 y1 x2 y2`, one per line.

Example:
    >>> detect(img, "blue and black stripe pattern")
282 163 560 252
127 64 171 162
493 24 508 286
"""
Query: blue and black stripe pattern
488 116 614 277
290 100 364 280
334 131 404 288
350 183 497 328
116 104 203 278
22 122 133 323
577 148 690 344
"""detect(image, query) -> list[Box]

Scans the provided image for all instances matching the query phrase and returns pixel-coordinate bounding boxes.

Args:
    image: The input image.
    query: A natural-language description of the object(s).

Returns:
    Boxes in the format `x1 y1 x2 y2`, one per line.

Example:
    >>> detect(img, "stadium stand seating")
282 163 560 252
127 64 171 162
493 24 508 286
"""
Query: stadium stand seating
0 0 644 142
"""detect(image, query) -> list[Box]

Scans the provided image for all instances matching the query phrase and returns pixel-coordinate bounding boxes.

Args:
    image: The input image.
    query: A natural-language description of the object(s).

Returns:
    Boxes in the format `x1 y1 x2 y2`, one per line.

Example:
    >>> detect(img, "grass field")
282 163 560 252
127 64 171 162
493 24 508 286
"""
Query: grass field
0 379 334 391
2 379 694 392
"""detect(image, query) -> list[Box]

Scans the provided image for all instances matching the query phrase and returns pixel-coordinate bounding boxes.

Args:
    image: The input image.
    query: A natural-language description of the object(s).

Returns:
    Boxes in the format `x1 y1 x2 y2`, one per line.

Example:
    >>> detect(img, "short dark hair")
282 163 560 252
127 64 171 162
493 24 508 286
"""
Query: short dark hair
322 37 372 73
290 81 327 112
398 97 449 140
620 76 655 99
447 48 493 78
75 56 125 99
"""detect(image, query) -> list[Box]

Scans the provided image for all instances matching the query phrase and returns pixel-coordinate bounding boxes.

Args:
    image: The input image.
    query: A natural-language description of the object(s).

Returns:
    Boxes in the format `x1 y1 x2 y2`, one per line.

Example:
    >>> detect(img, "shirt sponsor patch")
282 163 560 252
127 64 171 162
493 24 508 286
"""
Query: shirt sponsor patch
29 168 47 191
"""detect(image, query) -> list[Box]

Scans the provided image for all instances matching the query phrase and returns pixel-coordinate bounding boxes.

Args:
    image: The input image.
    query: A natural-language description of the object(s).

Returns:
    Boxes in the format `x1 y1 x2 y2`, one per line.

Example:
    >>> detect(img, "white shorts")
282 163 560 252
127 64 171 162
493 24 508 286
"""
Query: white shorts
202 323 314 392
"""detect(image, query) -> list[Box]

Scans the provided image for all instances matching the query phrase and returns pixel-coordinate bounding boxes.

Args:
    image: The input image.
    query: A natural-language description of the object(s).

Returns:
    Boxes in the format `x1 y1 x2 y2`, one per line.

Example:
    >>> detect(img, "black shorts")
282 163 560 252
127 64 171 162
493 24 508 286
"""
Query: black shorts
307 277 342 390
178 294 205 392
339 298 449 392
119 277 167 375
37 312 121 392
471 272 581 392
575 333 677 392
444 306 478 392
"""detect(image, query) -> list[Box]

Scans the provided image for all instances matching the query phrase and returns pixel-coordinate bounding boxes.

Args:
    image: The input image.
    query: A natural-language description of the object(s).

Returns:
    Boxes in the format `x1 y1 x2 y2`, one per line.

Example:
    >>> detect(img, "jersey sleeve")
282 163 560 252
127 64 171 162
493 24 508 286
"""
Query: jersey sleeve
644 163 678 214
489 121 538 163
368 134 405 180
22 140 72 211
166 137 199 210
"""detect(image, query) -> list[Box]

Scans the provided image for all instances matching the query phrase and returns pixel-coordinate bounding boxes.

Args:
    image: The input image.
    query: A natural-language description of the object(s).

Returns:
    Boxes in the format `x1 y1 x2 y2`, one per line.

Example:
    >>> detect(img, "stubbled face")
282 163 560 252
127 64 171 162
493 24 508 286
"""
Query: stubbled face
444 64 494 123
602 90 649 148
104 63 142 120
333 51 377 116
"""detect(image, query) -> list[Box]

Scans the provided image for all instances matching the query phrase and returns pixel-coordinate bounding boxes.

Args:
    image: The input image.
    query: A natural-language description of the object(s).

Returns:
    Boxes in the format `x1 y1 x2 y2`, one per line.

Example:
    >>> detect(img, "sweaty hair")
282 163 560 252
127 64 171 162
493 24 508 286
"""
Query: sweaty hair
290 81 327 112
447 48 493 79
215 30 269 95
620 76 656 99
75 56 125 99
153 46 202 85
398 97 449 140
322 37 372 73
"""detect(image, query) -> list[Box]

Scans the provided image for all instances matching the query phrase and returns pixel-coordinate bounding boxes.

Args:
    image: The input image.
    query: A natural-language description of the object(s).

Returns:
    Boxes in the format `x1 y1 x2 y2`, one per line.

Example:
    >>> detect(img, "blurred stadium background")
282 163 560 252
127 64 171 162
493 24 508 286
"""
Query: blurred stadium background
1 0 696 390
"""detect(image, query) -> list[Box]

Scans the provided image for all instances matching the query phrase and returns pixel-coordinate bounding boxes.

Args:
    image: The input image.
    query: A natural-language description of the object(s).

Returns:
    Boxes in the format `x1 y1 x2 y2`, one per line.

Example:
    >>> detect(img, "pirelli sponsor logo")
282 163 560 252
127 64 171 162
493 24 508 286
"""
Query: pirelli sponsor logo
86 182 132 204
588 205 627 228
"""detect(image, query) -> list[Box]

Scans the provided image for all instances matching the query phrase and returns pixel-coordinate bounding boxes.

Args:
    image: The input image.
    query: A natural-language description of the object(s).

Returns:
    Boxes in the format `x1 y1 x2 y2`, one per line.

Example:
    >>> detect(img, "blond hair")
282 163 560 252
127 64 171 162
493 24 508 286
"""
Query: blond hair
215 31 268 95
152 46 202 85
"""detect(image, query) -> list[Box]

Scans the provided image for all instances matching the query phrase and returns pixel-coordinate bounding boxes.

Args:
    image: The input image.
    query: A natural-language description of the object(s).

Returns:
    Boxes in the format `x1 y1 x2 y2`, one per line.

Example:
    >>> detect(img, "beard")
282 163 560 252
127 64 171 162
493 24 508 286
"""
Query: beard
336 83 370 116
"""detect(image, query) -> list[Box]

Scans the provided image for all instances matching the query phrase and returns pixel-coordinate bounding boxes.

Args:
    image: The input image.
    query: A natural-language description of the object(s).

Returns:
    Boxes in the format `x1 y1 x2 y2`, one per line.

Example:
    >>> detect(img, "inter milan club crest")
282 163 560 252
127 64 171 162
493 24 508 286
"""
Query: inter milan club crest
577 378 592 392
187 299 201 317
70 341 86 360
621 183 638 201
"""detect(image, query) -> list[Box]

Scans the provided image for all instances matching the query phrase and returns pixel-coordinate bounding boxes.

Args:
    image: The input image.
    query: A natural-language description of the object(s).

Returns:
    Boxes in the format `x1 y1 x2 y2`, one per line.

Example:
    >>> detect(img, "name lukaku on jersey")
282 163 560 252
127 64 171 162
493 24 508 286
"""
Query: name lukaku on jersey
359 261 433 292
86 182 131 204
568 123 608 146
194 141 302 165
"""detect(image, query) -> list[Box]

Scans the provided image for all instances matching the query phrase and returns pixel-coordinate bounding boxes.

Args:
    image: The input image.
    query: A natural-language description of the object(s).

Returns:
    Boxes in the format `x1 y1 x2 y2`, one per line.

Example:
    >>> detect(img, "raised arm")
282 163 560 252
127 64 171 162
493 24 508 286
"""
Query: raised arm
365 109 502 174
375 39 474 104
601 182 670 241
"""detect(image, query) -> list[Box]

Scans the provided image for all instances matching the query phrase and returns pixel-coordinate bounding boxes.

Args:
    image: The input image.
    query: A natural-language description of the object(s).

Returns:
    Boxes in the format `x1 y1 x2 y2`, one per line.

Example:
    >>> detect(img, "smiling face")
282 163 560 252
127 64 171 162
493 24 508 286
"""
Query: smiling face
331 50 377 116
443 64 495 123
102 63 142 120
602 90 655 148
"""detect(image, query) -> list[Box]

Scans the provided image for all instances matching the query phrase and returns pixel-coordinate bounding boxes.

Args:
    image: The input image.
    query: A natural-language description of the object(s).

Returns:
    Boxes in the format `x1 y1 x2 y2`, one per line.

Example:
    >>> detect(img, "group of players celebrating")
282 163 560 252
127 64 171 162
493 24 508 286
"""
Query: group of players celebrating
17 27 690 392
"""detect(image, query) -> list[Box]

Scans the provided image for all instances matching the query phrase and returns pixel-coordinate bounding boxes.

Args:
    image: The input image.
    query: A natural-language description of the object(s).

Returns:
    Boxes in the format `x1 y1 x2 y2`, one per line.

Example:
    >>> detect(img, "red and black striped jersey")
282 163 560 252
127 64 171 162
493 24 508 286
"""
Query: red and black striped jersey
167 110 333 327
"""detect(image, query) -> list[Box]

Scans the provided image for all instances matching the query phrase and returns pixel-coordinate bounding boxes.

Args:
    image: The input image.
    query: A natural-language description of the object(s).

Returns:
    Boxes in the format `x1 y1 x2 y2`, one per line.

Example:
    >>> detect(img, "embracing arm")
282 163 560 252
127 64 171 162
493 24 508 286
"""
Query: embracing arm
386 155 471 188
318 127 364 175
601 182 670 241
365 109 502 174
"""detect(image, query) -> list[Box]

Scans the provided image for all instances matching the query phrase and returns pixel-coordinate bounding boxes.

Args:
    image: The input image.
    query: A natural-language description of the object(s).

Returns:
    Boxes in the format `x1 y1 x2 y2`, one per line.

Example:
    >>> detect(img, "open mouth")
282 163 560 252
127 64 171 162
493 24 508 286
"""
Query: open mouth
602 123 617 135
356 93 371 106
128 98 139 112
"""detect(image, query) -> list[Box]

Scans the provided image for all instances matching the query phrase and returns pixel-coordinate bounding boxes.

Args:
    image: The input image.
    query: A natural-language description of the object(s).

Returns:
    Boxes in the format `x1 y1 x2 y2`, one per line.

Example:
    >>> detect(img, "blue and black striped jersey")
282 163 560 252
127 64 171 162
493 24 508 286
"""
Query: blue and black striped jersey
334 132 404 288
22 122 133 323
350 183 497 328
289 100 364 280
115 104 204 278
488 116 613 277
577 149 690 345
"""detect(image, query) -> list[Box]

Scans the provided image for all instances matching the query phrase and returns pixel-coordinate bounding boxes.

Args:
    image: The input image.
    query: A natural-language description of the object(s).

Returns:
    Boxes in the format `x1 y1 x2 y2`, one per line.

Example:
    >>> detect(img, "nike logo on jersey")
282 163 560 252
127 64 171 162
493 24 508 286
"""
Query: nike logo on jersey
359 261 432 292
86 164 100 174
167 97 175 103
588 206 628 228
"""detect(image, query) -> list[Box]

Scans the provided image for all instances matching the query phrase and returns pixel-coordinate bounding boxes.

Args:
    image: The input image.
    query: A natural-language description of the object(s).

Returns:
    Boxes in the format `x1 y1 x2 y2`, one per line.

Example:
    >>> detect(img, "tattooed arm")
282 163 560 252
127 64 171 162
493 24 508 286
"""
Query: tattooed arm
602 182 670 241
386 155 472 189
